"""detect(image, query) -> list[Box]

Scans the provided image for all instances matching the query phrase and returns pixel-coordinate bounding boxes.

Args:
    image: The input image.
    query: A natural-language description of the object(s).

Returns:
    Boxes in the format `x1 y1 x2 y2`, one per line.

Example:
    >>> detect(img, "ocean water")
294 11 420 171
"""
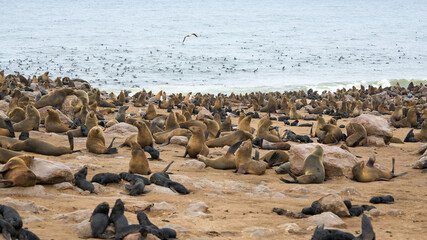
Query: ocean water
0 0 426 94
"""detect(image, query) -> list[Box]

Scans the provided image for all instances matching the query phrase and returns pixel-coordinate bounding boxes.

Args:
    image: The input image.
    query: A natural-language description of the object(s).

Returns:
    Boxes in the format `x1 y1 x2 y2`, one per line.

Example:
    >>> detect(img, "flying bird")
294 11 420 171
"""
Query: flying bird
182 33 198 43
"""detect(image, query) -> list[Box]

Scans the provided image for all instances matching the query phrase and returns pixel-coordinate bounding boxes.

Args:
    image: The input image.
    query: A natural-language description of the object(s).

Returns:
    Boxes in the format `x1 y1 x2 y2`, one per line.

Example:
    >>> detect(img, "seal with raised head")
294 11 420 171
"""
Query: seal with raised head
311 214 375 240
0 155 37 187
13 104 40 132
45 108 69 133
345 122 367 147
234 140 266 175
121 121 153 148
79 202 110 239
115 105 129 123
33 88 74 109
256 116 281 142
73 167 95 193
280 145 325 184
352 155 407 182
183 126 209 158
129 141 151 175
197 141 243 170
318 124 343 144
86 126 117 154
150 161 189 194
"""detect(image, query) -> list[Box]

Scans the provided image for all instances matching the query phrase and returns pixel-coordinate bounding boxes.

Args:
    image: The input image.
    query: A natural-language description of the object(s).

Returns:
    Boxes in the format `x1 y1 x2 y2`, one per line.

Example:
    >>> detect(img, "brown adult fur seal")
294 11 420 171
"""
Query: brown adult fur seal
122 121 153 148
165 111 179 131
260 150 289 168
318 124 343 144
290 106 304 120
0 156 37 187
206 130 253 148
197 141 243 169
179 120 207 132
203 119 220 140
86 126 117 154
0 136 21 148
10 133 75 156
414 120 427 142
142 104 157 120
314 116 326 137
220 116 232 131
153 128 191 144
129 141 151 175
33 88 74 109
352 156 407 182
235 141 266 175
256 116 280 142
238 115 253 133
184 126 209 158
13 104 41 132
280 145 325 184
254 138 290 150
0 148 23 164
45 109 69 133
345 123 367 147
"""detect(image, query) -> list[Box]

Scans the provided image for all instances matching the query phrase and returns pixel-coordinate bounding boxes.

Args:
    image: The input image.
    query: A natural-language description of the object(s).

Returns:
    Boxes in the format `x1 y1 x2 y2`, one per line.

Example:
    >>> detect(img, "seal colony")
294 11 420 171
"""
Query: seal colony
0 70 425 239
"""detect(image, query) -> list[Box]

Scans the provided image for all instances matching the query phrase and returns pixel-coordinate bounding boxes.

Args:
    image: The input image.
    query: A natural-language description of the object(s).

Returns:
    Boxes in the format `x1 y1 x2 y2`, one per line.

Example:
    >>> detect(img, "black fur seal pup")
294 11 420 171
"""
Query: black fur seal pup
150 161 189 194
0 219 17 240
17 228 40 240
80 202 110 239
73 167 95 193
91 173 122 185
121 178 146 196
0 204 23 230
119 172 151 185
311 214 375 240
137 211 177 239
109 199 148 240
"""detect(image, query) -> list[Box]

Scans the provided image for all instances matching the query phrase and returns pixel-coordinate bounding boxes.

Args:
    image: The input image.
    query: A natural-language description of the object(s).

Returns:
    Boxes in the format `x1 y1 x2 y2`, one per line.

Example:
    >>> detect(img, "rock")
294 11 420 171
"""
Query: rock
125 202 154 213
30 158 73 184
181 160 206 170
54 182 74 190
0 110 7 119
61 95 80 119
277 223 301 234
146 185 179 196
38 107 72 126
271 192 287 198
169 174 192 183
0 185 50 198
223 180 248 191
22 215 43 223
0 197 46 213
162 224 190 233
242 227 275 238
339 187 361 196
346 114 393 140
289 143 358 178
196 109 213 120
252 185 272 197
368 208 385 217
412 156 427 169
53 209 92 223
22 91 41 101
308 212 347 228
151 202 176 211
192 178 223 189
0 101 9 113
289 186 310 194
366 136 386 147
68 219 91 236
104 122 138 136
170 136 188 146
184 202 212 219
318 194 350 217
93 182 106 194
388 209 404 217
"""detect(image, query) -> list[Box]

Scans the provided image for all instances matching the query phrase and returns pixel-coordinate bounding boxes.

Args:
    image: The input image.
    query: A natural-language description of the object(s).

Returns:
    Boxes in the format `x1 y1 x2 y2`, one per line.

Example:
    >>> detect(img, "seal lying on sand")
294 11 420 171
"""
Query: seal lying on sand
352 155 407 182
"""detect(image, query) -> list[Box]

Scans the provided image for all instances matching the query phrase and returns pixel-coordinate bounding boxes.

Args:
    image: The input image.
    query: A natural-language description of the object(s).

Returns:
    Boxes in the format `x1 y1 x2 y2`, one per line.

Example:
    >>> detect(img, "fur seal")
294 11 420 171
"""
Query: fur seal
150 161 189 194
45 109 69 133
260 150 289 168
318 124 343 144
311 214 375 240
352 156 407 182
142 104 157 120
164 111 179 131
13 104 40 132
414 120 427 142
252 138 291 150
122 121 153 148
0 148 23 164
33 88 74 109
280 145 325 184
220 116 232 131
0 155 37 187
119 172 151 185
91 173 121 185
314 116 326 137
122 178 146 196
73 167 95 193
234 140 266 175
345 122 367 147
197 141 243 169
129 141 151 175
153 128 191 144
0 204 23 231
86 126 118 154
137 211 177 239
79 202 110 239
203 119 220 140
206 130 253 148
0 119 15 137
184 126 209 158
256 116 280 142
115 105 129 123
10 132 75 156
290 106 304 120
85 111 98 131
0 136 21 148
238 115 253 133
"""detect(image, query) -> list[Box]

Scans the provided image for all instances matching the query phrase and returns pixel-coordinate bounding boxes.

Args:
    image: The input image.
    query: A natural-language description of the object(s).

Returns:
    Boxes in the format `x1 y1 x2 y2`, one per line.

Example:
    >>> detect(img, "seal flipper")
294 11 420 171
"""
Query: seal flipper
357 214 375 240
390 157 408 178
67 131 74 151
215 130 221 138
105 137 118 154
4 119 15 138
253 150 260 161
236 166 247 175
311 224 324 240
279 177 297 184
267 152 280 168
162 161 174 173
0 180 14 188
366 156 376 168
227 141 243 155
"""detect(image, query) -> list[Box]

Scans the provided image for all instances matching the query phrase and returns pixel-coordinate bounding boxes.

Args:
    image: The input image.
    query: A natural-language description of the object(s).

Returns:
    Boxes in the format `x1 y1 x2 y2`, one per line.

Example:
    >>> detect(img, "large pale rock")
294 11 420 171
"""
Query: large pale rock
0 185 50 198
318 194 350 217
0 197 47 213
289 143 358 178
22 91 41 101
196 109 213 120
170 136 188 146
366 136 386 147
308 212 346 228
104 122 138 136
38 107 73 126
53 209 92 223
181 160 206 170
0 101 8 113
152 202 176 211
0 110 7 119
30 158 73 184
242 227 275 238
68 219 91 236
61 95 79 119
346 114 393 140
